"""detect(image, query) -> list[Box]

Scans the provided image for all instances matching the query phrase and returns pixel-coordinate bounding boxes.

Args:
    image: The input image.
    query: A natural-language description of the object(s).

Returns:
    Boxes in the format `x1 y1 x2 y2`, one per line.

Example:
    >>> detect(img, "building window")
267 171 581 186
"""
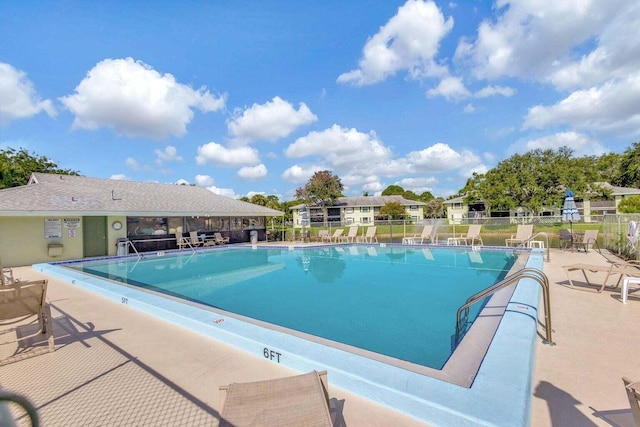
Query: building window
362 217 370 224
345 217 354 224
360 207 370 213
410 205 418 211
345 207 354 213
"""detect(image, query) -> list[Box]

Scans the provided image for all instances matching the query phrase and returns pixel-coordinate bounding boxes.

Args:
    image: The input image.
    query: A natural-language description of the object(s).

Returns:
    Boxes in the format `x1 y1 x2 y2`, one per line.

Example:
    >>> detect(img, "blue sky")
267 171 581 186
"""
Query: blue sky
1 1 639 200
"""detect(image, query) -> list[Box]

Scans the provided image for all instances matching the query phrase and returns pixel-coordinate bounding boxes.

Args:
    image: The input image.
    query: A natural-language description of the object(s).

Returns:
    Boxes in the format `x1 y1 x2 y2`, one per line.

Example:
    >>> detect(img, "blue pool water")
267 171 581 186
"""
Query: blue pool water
66 245 515 370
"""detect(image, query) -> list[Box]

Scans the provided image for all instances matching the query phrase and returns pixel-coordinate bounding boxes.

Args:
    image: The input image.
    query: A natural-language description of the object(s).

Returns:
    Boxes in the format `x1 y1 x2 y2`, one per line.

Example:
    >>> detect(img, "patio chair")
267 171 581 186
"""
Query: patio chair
622 377 640 426
558 229 573 249
1 280 55 365
175 233 192 249
460 224 483 246
317 229 330 243
189 231 204 247
362 226 377 243
214 232 230 245
505 224 533 247
1 260 15 286
330 229 344 243
218 370 332 427
562 261 640 293
341 226 359 243
572 229 599 253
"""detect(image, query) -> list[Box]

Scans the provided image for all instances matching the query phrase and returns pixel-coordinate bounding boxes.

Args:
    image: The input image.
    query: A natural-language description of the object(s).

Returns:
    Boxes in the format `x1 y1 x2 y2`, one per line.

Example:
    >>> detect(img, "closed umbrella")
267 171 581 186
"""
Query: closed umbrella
561 189 580 234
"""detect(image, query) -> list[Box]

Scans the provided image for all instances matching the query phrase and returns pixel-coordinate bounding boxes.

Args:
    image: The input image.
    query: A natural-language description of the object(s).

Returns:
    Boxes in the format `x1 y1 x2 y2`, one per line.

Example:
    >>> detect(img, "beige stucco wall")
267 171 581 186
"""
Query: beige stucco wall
0 215 127 267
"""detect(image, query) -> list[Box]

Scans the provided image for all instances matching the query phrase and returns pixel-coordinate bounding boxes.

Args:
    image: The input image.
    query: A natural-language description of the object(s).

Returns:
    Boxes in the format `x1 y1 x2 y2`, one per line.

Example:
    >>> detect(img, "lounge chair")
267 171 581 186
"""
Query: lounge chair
505 224 533 247
622 377 640 426
459 224 483 246
562 262 640 292
214 232 230 245
1 261 15 286
362 226 377 243
175 233 192 249
317 229 330 243
1 280 55 365
330 229 344 243
572 229 599 253
189 231 204 247
218 370 332 427
341 226 358 243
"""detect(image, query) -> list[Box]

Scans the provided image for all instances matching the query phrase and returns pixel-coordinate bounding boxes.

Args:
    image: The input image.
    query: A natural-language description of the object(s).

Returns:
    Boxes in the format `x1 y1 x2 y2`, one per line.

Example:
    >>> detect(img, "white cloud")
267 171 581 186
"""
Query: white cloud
426 76 471 100
237 164 267 179
227 96 317 145
285 124 392 170
463 103 475 113
509 131 609 157
0 62 56 124
195 141 260 166
474 85 515 98
407 142 483 173
154 145 183 165
125 157 140 171
455 0 632 85
281 164 324 185
206 185 239 199
337 0 453 85
60 57 225 139
194 174 215 187
523 74 640 136
110 174 130 180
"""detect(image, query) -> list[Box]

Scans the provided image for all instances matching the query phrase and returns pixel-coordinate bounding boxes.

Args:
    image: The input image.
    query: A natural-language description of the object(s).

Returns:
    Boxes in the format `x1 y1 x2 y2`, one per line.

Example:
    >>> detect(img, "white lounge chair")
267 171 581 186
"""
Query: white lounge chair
317 229 331 243
1 279 55 365
505 224 533 247
460 224 483 246
330 229 344 243
218 370 332 427
363 226 377 243
189 231 204 247
175 233 192 249
214 232 230 245
341 226 359 243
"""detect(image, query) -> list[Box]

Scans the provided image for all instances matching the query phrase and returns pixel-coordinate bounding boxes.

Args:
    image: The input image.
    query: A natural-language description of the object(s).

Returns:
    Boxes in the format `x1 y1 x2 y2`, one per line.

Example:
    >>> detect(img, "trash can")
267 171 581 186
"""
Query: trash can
116 238 129 256
250 230 258 244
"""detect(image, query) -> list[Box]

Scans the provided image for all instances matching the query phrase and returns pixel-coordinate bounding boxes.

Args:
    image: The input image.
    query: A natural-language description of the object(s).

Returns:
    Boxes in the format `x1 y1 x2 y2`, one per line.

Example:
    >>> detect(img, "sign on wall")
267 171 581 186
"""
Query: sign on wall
44 218 62 238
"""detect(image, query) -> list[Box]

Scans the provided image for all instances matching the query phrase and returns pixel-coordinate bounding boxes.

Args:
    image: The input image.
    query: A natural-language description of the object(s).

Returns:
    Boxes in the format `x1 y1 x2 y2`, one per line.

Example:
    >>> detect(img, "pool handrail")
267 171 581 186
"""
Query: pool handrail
455 267 554 346
512 231 550 262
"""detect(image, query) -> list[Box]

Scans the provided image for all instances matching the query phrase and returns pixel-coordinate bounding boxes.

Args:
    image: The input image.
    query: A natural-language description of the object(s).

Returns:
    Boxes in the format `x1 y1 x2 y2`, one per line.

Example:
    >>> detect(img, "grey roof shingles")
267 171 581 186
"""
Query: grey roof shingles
0 173 284 217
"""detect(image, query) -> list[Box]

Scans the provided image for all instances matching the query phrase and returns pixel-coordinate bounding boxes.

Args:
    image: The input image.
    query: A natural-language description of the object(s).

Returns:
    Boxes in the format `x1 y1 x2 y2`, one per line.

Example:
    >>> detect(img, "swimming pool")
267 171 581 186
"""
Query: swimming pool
36 244 545 426
62 246 515 371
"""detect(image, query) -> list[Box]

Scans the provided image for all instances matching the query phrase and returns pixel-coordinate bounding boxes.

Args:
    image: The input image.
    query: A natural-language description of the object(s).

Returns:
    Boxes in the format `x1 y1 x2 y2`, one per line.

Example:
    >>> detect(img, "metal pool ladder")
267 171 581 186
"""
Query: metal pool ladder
455 268 554 346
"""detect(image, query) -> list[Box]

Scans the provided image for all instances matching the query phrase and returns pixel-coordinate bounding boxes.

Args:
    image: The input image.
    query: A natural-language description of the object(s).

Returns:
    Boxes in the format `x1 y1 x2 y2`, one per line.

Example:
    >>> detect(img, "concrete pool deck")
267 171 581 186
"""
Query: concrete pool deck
1 247 639 426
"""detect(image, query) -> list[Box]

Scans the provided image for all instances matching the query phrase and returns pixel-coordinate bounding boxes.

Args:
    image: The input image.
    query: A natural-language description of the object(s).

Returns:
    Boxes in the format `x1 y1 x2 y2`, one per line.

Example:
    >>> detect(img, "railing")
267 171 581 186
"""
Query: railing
513 231 551 262
455 268 554 346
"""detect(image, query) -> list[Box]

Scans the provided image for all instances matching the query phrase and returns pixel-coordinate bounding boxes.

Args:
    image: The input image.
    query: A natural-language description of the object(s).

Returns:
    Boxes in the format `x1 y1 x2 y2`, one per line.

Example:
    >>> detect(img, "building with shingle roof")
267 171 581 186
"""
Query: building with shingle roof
0 173 283 266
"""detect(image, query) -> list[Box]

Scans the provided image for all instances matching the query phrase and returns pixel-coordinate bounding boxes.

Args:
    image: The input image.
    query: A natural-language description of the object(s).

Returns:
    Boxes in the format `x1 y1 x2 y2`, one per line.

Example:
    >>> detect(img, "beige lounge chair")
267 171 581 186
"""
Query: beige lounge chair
572 229 599 253
363 226 377 243
562 262 640 292
214 232 230 245
330 229 344 243
505 224 533 246
175 233 192 249
189 231 204 247
317 229 330 242
218 370 332 427
460 224 483 246
1 280 55 365
341 226 359 243
622 377 640 426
